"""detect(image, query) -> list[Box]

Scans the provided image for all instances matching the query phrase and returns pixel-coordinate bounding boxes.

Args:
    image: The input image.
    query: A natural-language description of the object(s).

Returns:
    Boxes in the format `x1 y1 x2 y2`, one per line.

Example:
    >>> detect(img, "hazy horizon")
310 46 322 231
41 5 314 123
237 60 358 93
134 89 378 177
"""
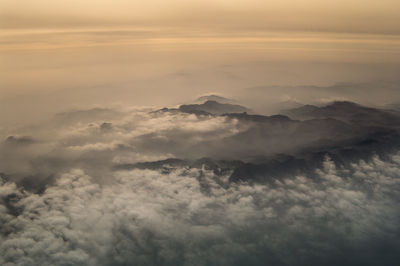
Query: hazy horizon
1 1 400 266
1 0 400 125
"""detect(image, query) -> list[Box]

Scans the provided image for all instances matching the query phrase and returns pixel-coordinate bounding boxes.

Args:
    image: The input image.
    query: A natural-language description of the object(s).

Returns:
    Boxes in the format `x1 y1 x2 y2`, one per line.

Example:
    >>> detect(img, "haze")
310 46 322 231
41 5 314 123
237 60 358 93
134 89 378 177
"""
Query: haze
1 0 400 126
2 2 400 265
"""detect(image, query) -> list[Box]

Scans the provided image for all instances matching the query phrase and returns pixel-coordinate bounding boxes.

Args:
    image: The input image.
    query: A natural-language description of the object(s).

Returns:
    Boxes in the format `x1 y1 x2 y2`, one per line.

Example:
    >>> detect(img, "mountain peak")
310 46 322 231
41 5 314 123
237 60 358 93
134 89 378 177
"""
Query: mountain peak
195 94 236 104
179 100 250 115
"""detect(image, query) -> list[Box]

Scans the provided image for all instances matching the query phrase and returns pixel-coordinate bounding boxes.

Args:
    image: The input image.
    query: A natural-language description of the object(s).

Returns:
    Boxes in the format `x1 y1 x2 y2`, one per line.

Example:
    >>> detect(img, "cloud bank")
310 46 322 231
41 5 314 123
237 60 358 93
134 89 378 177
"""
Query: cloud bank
1 100 400 265
1 154 400 266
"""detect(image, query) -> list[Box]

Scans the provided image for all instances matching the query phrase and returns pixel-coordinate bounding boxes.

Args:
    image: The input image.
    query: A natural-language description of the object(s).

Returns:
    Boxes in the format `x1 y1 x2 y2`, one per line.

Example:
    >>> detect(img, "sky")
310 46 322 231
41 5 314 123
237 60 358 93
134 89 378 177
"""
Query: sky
1 0 400 33
1 0 400 124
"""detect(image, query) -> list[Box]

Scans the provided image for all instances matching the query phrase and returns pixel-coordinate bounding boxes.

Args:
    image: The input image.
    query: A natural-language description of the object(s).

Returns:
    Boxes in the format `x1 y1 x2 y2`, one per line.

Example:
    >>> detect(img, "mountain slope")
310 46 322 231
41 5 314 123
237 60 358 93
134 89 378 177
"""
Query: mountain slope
179 100 250 115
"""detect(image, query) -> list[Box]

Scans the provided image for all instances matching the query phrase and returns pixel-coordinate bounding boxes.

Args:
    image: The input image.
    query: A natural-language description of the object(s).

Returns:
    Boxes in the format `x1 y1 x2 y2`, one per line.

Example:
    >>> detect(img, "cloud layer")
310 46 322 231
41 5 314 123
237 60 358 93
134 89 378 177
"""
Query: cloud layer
1 102 400 265
1 154 400 265
0 108 243 186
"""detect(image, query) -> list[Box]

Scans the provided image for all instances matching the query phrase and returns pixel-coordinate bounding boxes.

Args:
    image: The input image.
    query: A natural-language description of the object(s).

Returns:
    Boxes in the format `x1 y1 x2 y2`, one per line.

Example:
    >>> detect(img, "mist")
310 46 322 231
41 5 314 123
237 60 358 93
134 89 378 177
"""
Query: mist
2 1 400 265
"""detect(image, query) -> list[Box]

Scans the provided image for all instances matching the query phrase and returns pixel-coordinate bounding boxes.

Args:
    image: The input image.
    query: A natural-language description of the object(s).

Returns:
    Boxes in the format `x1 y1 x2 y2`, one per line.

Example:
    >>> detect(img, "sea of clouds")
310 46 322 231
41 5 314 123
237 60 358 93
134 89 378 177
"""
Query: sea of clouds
0 108 244 183
2 155 400 265
1 107 400 265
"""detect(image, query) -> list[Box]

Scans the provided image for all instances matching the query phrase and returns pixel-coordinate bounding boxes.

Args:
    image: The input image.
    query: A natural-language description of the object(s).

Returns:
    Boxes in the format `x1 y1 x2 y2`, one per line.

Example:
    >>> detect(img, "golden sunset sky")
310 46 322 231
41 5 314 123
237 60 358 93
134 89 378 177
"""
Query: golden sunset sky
1 0 400 123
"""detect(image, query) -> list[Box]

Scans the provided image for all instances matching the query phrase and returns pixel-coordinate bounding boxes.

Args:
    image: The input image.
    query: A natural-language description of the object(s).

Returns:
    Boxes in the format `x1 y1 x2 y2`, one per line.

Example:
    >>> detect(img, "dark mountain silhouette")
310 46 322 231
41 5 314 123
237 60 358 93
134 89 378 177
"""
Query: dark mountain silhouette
114 128 400 184
154 100 250 116
113 157 244 177
130 101 400 183
283 101 400 128
195 95 235 104
179 100 250 115
222 112 292 123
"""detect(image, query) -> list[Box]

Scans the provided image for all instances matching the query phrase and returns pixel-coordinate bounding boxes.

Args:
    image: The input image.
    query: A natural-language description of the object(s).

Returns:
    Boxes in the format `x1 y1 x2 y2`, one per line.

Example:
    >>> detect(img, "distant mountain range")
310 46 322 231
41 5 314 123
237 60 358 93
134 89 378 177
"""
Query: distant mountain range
156 100 251 115
195 94 236 104
282 101 400 128
180 100 250 115
120 100 400 183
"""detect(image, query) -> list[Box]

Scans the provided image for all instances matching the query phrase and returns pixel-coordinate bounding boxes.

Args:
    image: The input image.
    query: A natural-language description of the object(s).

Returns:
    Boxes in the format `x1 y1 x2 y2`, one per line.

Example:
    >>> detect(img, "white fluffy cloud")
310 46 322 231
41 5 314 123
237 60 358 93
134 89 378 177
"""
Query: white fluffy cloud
1 105 400 265
0 108 244 181
1 155 400 266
